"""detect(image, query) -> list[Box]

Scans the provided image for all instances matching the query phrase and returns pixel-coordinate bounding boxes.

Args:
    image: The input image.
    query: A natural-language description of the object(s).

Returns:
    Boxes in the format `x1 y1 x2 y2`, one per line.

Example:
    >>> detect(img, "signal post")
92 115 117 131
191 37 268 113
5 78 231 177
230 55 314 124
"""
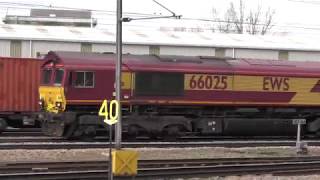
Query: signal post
110 0 180 178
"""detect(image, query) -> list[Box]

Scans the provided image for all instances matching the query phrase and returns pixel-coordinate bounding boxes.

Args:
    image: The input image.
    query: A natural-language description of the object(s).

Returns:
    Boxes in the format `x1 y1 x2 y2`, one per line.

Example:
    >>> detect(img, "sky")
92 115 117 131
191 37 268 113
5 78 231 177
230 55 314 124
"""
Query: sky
1 0 320 35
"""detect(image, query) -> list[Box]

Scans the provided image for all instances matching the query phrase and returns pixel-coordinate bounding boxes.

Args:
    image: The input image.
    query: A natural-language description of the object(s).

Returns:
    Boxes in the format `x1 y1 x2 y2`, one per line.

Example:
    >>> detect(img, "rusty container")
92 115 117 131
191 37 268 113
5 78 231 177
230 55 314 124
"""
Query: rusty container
0 57 42 112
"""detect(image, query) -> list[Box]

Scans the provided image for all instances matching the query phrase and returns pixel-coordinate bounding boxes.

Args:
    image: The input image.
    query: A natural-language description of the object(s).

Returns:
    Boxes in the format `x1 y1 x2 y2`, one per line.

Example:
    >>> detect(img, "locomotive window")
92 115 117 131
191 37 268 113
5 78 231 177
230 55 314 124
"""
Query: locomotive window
42 69 52 85
75 72 84 87
135 72 184 96
85 72 94 87
54 69 64 86
74 71 95 88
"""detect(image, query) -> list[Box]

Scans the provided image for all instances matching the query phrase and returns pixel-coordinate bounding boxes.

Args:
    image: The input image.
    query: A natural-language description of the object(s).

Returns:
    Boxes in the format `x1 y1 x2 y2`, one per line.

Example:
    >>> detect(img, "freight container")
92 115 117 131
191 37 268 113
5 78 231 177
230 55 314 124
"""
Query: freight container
0 57 42 131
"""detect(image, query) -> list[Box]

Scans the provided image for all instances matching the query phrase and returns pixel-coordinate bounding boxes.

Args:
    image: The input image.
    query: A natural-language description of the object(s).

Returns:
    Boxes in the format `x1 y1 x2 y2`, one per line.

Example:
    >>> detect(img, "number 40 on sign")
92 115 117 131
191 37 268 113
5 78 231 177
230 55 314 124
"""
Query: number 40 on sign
98 100 119 125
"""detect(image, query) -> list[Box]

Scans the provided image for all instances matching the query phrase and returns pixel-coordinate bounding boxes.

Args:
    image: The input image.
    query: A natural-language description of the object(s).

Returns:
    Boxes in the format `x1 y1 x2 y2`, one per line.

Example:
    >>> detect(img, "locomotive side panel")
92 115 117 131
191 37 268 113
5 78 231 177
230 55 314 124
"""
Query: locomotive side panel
183 73 320 106
65 70 133 105
289 78 320 105
183 73 234 104
66 70 115 105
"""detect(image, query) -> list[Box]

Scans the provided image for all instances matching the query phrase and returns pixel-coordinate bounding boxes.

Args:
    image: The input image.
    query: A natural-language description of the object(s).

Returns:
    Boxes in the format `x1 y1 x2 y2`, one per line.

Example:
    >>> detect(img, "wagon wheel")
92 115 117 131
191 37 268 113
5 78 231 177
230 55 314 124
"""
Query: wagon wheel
0 118 7 133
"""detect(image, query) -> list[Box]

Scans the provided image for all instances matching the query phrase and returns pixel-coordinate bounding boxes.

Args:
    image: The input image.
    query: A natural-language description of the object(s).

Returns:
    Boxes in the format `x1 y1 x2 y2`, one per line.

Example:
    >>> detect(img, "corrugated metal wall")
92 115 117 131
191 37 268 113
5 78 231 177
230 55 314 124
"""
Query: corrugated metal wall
161 46 215 56
289 51 320 61
0 40 10 57
149 45 160 55
235 49 279 59
0 57 41 112
22 41 31 58
123 45 149 54
2 39 320 61
92 43 115 53
32 41 80 56
81 43 92 52
10 40 22 57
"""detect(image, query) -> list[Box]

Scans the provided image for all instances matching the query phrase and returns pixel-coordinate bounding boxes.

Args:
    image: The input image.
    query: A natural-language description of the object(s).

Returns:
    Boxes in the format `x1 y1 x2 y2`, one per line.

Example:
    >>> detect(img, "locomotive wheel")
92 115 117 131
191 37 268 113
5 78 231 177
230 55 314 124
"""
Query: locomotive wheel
63 123 78 139
163 126 180 141
81 126 97 141
127 125 139 140
148 132 158 140
41 121 64 137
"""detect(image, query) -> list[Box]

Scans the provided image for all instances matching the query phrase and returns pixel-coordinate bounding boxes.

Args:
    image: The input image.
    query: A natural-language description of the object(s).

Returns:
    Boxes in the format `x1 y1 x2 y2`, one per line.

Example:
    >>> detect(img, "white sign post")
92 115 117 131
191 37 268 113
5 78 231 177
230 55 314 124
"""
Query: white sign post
292 119 308 154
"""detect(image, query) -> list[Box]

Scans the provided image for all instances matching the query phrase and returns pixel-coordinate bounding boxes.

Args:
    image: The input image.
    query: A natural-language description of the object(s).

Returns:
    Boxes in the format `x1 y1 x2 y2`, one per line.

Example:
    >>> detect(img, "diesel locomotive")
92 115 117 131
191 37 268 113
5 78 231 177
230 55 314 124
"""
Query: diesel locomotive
39 51 320 139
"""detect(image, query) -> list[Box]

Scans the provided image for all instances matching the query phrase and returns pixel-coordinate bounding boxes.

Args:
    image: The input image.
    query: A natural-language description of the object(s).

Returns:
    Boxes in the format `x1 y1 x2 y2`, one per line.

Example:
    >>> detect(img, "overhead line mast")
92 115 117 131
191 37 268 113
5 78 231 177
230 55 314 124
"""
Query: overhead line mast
114 0 181 149
115 0 122 149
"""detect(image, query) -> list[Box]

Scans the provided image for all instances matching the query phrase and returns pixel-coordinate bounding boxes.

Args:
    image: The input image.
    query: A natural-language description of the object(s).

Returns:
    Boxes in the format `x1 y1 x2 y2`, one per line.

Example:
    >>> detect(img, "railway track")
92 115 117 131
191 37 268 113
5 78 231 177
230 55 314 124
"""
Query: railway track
1 129 319 149
1 156 320 179
1 128 42 137
1 139 320 149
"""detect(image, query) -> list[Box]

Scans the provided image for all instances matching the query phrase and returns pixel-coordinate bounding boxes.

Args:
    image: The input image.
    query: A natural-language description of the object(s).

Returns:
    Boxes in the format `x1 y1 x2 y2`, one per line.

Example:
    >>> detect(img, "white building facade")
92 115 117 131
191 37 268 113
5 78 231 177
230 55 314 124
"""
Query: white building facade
1 24 320 61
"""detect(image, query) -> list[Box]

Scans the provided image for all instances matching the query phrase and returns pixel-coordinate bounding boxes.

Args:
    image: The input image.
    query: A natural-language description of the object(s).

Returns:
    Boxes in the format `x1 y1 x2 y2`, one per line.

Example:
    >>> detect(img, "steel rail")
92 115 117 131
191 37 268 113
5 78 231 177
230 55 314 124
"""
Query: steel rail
1 157 320 179
137 161 320 179
1 140 320 150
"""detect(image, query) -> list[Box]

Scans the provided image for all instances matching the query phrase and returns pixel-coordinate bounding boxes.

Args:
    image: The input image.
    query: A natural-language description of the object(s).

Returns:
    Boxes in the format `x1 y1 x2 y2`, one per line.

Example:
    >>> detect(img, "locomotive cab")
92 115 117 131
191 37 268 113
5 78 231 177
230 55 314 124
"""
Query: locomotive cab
39 62 66 113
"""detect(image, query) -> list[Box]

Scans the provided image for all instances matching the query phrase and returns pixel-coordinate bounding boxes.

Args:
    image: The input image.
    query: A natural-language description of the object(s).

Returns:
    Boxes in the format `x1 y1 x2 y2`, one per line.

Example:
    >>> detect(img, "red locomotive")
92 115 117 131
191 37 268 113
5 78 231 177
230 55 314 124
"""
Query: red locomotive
39 51 320 139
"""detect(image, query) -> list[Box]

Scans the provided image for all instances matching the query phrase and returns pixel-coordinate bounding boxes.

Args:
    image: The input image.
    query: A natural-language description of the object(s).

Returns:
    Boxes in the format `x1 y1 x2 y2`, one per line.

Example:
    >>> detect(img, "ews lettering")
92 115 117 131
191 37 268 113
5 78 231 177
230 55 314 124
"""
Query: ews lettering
263 77 290 91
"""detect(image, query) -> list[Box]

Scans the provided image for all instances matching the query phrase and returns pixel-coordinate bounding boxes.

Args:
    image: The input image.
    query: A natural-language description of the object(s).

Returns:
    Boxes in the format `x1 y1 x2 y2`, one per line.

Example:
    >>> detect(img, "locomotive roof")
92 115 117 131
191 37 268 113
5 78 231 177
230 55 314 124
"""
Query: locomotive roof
44 51 320 77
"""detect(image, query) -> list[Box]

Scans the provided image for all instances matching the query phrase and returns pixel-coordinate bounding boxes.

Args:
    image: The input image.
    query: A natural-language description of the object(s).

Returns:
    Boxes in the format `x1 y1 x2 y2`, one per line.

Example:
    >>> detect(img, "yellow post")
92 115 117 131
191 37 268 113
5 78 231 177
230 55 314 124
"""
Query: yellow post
112 150 138 176
99 100 138 177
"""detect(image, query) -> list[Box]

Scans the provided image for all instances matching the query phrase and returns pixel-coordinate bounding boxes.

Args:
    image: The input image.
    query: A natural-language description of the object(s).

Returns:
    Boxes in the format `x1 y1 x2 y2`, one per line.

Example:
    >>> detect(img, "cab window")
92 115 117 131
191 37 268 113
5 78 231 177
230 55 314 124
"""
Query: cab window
42 69 52 85
74 71 95 88
54 69 64 86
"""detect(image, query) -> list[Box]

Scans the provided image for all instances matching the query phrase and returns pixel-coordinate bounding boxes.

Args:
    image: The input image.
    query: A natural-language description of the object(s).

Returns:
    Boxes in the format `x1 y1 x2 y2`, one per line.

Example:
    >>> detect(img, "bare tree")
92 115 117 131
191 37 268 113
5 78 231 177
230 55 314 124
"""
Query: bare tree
233 0 244 34
246 6 261 35
213 0 275 35
216 6 235 33
260 8 275 35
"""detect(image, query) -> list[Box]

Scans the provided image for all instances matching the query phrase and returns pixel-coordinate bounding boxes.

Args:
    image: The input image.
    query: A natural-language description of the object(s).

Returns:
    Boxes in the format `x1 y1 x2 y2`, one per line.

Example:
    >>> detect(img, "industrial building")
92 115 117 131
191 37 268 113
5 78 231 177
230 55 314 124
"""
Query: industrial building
1 9 320 61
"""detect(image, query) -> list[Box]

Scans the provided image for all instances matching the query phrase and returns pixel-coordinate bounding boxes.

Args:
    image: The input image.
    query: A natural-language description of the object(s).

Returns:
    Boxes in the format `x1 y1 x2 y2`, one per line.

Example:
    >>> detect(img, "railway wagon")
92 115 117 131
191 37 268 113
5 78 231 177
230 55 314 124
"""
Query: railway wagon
39 51 320 139
0 57 42 132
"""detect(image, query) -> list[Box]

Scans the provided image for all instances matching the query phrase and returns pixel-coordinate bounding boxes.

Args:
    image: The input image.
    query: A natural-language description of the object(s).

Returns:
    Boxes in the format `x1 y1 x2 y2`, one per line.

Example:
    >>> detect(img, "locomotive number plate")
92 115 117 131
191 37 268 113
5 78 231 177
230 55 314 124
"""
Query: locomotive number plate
292 119 306 125
185 74 231 90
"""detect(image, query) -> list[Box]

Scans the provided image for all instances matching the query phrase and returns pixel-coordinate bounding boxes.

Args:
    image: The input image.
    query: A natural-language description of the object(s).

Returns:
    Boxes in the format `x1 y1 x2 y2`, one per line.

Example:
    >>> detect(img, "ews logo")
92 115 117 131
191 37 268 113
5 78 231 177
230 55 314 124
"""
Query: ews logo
263 77 290 91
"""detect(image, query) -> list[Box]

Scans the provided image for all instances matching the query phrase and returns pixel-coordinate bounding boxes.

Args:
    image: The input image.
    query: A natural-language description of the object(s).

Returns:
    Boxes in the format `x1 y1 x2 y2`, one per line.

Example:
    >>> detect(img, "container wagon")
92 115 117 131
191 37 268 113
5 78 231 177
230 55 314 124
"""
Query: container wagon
0 57 42 132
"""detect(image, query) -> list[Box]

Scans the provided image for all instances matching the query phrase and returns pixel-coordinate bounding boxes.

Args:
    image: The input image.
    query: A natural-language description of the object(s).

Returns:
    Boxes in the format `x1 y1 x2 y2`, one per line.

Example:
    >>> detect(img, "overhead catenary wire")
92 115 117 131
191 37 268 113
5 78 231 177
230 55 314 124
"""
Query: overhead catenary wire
2 1 320 35
0 1 315 27
288 0 320 5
